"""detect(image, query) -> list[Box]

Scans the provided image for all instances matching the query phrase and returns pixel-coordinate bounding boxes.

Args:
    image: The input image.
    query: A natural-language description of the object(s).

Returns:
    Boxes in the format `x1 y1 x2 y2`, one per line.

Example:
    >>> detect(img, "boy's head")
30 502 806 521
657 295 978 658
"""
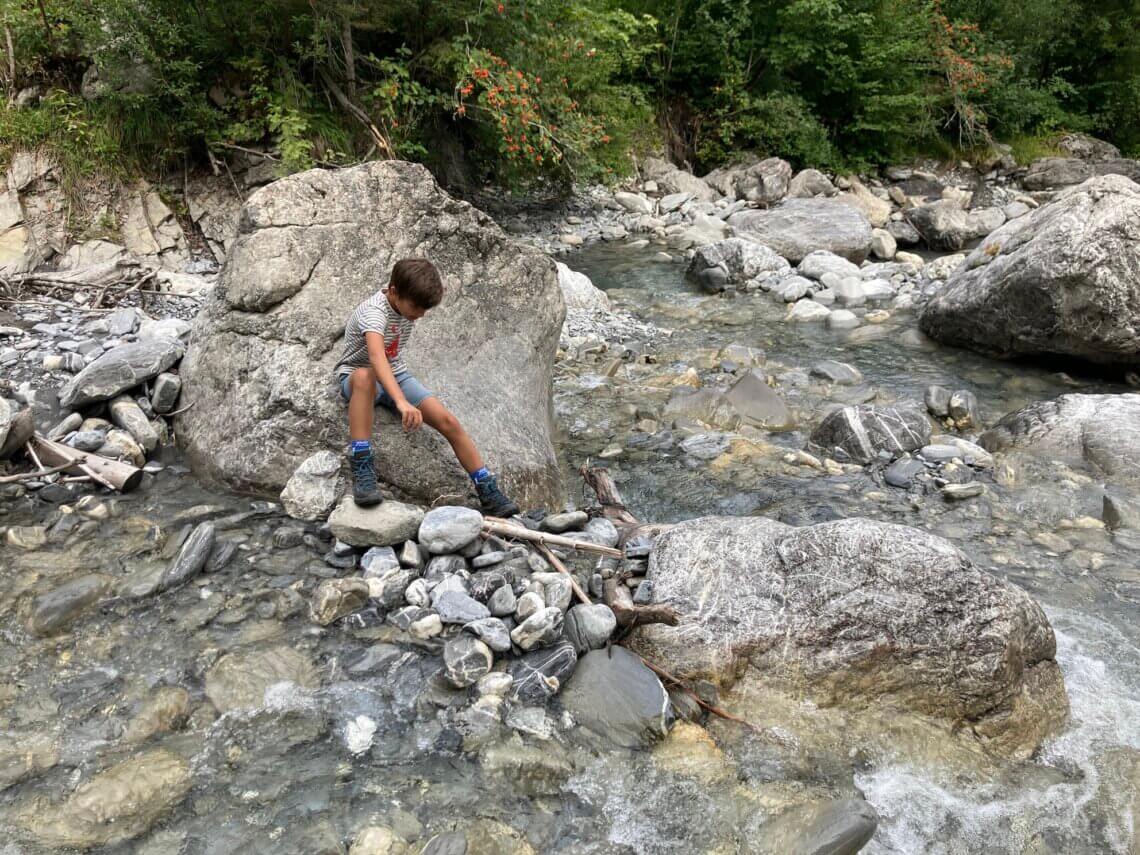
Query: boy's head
386 258 443 320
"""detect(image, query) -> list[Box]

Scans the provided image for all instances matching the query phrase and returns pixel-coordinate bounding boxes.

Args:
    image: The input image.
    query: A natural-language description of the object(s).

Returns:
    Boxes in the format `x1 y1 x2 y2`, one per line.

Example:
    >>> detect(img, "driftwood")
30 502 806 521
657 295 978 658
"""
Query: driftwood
0 460 76 483
535 541 592 607
579 464 680 627
481 516 622 558
28 435 143 492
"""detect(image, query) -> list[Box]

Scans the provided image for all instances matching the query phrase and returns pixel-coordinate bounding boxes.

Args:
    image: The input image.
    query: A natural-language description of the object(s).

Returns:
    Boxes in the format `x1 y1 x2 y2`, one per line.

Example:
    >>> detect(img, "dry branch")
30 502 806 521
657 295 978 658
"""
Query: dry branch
481 516 622 557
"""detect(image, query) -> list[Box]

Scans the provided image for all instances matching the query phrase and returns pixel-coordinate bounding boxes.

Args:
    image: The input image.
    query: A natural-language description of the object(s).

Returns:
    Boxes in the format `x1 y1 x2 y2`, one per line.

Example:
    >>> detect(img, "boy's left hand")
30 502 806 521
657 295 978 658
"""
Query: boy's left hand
396 399 423 432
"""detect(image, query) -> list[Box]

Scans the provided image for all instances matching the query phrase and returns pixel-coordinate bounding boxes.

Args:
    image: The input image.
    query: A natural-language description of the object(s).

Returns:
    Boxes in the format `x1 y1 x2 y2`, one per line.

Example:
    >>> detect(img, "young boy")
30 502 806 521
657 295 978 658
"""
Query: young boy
334 258 520 516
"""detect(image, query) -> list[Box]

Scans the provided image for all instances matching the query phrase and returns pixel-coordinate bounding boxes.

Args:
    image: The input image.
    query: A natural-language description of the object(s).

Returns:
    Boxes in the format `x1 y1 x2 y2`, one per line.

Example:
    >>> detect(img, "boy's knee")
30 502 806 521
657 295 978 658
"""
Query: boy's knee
349 368 372 392
438 410 462 435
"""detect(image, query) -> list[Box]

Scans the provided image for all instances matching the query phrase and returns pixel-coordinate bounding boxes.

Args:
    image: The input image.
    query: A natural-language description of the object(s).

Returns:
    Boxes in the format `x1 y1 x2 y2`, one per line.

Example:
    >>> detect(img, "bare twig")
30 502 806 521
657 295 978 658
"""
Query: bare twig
0 460 77 483
317 66 395 158
535 542 592 606
481 516 622 558
164 400 196 418
212 142 281 162
635 654 769 736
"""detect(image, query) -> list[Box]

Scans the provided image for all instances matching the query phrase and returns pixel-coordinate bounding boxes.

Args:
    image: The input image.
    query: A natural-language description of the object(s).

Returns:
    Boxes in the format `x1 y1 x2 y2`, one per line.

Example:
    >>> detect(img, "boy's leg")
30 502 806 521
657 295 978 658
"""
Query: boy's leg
418 396 519 516
345 368 383 507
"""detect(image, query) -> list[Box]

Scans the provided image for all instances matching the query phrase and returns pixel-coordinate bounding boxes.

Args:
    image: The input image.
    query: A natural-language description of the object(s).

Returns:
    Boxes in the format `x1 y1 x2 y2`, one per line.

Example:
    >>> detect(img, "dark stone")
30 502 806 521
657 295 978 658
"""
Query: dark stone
509 639 578 704
157 522 215 593
27 574 111 636
808 405 932 465
468 570 509 603
433 591 491 625
560 646 672 748
884 457 927 489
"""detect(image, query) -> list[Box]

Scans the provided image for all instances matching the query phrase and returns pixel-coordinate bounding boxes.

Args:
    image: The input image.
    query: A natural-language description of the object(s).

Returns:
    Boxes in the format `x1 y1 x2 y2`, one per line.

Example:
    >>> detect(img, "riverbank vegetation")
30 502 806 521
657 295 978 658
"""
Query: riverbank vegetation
0 0 1136 189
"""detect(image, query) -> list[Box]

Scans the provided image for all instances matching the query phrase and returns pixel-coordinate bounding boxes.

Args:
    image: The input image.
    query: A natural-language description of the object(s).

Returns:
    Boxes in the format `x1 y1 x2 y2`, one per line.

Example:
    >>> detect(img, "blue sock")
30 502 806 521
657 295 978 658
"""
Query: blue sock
350 440 372 455
470 467 491 483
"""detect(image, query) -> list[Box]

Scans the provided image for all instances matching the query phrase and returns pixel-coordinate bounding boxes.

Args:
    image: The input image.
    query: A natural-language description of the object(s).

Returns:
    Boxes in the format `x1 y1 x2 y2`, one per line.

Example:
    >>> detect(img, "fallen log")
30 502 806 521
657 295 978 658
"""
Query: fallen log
481 516 622 558
28 435 143 492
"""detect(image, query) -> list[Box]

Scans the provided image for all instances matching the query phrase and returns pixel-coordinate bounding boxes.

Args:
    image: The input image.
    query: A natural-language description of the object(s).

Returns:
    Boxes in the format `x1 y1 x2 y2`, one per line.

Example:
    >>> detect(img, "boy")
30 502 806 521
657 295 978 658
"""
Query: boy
334 258 520 516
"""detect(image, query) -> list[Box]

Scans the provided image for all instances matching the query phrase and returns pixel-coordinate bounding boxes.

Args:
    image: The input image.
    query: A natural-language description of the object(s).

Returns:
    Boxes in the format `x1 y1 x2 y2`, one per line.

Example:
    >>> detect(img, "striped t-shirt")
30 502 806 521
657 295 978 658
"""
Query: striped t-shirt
334 290 416 377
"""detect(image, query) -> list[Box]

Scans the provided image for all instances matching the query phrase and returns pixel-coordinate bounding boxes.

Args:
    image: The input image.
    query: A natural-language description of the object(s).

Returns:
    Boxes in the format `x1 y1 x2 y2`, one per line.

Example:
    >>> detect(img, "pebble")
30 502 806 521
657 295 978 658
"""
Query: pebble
510 606 564 651
433 590 491 624
515 591 545 620
443 636 493 688
463 617 512 652
472 550 507 568
540 510 589 534
418 505 484 553
488 584 517 617
942 482 984 500
361 545 400 577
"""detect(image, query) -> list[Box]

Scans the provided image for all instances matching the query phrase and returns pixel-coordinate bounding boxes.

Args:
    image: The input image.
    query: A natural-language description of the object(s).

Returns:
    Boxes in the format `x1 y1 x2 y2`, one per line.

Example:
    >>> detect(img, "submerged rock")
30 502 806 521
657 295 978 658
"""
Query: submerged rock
26 573 111 637
920 175 1140 366
205 645 319 713
756 798 879 855
177 160 565 509
509 639 578 704
443 636 493 688
980 393 1140 482
311 578 371 625
560 646 672 748
809 404 931 464
630 516 1069 759
157 521 215 593
20 750 192 849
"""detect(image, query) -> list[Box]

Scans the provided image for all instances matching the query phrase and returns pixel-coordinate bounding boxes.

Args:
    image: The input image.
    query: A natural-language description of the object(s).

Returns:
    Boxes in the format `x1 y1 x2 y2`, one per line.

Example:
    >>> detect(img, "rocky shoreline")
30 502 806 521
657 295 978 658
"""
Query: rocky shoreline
2 137 1140 853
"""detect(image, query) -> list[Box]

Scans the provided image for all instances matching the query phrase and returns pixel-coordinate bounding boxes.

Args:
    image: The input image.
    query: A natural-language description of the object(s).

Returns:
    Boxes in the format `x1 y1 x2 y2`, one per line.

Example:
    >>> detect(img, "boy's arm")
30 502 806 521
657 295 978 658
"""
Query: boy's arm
365 331 422 432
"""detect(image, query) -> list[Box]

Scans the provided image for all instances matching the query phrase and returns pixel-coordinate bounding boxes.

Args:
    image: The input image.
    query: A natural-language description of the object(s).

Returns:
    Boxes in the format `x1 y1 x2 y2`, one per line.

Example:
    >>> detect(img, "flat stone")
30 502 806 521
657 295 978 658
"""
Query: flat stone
278 448 343 521
26 574 111 636
328 497 424 547
539 510 588 534
311 578 371 625
463 617 512 652
758 798 878 855
884 457 926 488
58 339 184 409
810 360 863 385
561 646 671 748
488 584 517 617
508 639 578 704
418 505 484 553
434 590 491 624
204 646 319 712
157 522 215 594
786 299 831 322
943 482 984 500
920 444 962 463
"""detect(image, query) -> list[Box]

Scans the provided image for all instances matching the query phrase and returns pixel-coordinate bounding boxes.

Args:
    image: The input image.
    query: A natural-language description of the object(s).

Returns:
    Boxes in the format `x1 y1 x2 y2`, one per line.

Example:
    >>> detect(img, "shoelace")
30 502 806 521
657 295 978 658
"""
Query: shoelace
352 453 378 493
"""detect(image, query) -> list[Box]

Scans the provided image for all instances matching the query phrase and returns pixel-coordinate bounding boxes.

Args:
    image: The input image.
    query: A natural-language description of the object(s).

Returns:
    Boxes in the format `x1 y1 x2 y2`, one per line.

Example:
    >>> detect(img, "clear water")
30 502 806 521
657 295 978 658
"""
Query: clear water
0 241 1137 854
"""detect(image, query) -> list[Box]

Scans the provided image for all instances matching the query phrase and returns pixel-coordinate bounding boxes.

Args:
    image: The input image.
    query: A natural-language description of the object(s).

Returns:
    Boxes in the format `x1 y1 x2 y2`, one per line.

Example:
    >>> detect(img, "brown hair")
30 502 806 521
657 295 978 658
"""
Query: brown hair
389 258 444 309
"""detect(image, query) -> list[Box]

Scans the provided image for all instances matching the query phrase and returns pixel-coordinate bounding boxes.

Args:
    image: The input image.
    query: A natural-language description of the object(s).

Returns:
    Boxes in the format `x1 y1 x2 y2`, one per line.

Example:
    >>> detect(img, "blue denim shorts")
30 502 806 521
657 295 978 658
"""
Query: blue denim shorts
339 371 433 411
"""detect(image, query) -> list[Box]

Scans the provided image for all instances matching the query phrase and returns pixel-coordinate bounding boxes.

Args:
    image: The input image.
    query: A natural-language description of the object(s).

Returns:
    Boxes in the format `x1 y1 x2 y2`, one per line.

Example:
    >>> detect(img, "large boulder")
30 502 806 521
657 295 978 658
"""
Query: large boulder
905 200 1003 251
919 175 1140 366
728 198 873 263
980 393 1140 483
641 157 718 203
176 161 565 509
556 261 610 312
630 516 1069 759
1022 157 1093 191
808 404 931 464
685 237 790 293
59 338 185 409
704 157 792 204
560 646 672 748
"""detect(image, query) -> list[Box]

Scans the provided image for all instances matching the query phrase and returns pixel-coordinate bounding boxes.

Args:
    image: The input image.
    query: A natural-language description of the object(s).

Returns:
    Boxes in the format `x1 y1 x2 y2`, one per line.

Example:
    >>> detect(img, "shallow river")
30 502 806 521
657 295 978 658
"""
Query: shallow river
1 242 1138 854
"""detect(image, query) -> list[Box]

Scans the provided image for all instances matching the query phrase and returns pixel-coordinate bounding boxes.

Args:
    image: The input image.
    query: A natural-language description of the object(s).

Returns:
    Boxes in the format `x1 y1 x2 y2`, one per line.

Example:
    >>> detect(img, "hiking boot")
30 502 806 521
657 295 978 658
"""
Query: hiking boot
350 448 383 507
475 474 519 517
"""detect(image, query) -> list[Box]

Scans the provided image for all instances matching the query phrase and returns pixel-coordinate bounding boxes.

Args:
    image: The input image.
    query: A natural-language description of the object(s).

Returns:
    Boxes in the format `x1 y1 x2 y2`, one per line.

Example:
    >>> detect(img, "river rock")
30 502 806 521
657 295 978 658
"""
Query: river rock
835 176 892 227
884 456 927 488
786 300 831 322
728 198 873 263
686 237 790 293
560 645 671 748
1022 157 1093 191
980 393 1140 482
280 450 344 521
488 583 517 617
176 161 564 509
798 250 860 281
59 338 184 409
787 168 836 198
827 309 860 330
723 369 795 430
509 639 578 703
419 505 483 553
871 228 897 260
948 389 981 429
809 404 932 464
556 261 610 312
583 516 620 548
443 636 493 688
98 428 146 467
905 200 994 251
705 157 792 203
328 497 424 547
920 175 1140 365
20 750 192 849
631 516 1069 758
563 603 618 654
0 397 34 459
311 578 371 625
924 385 951 417
758 798 879 855
350 826 410 855
614 191 654 214
810 360 863 385
641 157 719 203
26 573 111 636
539 510 588 533
434 590 491 624
150 372 181 414
204 645 319 712
463 617 512 652
157 521 215 593
510 606 564 651
0 733 58 793
1103 490 1140 530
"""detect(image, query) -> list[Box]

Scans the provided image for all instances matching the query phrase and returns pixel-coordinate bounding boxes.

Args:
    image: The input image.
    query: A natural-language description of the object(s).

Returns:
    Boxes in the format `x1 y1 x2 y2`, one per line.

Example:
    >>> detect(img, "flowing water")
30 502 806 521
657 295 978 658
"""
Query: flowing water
1 241 1138 854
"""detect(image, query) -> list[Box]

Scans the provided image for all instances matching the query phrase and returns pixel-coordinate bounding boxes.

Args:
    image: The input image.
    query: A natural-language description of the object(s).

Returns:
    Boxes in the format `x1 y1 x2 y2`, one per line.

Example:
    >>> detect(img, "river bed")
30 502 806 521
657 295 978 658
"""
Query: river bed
1 241 1138 854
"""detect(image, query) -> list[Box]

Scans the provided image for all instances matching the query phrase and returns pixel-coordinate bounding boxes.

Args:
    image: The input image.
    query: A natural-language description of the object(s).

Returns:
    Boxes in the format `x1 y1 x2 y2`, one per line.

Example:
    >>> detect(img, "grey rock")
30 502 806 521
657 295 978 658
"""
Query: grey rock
508 639 578 703
980 393 1140 482
942 481 984 500
370 568 415 609
26 574 111 636
59 339 184 409
920 175 1140 365
556 261 610 312
310 578 371 625
680 432 730 460
884 457 926 488
488 584 517 617
0 397 33 460
419 506 484 554
540 510 588 534
176 161 565 509
434 590 491 624
443 636 493 688
106 307 140 336
810 360 863 385
279 451 342 526
425 554 467 581
948 390 981 429
583 516 620 548
564 603 617 654
686 237 790 293
69 429 106 454
404 578 430 608
886 218 922 246
544 576 573 612
1104 490 1140 530
110 395 159 453
827 309 861 330
1022 157 1093 191
641 157 719 203
515 590 545 620
328 497 424 547
704 156 792 203
157 523 215 594
360 545 400 577
759 798 878 855
777 275 812 302
387 605 431 631
472 550 507 568
723 368 795 430
510 606 564 651
633 580 654 604
1057 133 1121 161
924 385 951 417
205 646 318 712
919 444 961 463
798 250 860 281
630 516 1068 758
905 200 996 251
150 372 181 414
809 405 932 464
561 646 671 748
463 617 512 652
469 569 509 603
787 168 836 198
398 539 423 568
728 198 874 263
614 191 654 214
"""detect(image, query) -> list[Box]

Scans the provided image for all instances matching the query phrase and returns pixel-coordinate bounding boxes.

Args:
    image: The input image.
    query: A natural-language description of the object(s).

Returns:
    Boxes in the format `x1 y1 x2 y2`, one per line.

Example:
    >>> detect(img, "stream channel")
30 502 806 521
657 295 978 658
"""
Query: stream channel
1 240 1138 854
